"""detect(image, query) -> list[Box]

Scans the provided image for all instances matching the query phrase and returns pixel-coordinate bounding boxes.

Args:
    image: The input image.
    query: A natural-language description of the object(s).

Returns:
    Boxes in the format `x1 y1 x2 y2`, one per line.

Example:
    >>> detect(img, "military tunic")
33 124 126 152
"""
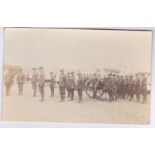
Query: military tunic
4 71 14 96
141 77 147 103
38 71 45 101
17 72 25 95
49 74 56 97
76 75 84 103
31 73 38 97
59 74 67 101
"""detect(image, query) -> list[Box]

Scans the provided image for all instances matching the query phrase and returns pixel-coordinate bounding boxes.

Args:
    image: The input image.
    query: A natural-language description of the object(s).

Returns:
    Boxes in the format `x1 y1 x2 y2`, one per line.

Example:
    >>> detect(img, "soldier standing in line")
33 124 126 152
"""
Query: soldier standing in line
125 75 130 100
66 72 71 98
116 75 121 99
111 74 118 100
59 69 67 102
128 75 135 102
38 67 45 102
49 72 56 97
123 75 128 100
69 72 76 101
31 68 38 97
120 75 125 99
17 68 25 95
107 73 113 101
4 69 14 96
135 73 141 102
141 73 147 104
76 72 84 103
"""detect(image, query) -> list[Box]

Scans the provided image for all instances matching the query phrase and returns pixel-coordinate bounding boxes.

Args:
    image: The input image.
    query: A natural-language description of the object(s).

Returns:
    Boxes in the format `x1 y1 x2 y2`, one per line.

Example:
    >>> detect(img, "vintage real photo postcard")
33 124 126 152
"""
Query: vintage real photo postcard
2 28 152 124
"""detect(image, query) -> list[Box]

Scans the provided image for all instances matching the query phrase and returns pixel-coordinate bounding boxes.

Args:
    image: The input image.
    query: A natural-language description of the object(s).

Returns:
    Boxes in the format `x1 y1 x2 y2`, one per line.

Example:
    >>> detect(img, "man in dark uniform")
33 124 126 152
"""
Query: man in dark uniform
69 72 76 101
17 68 25 95
66 72 71 98
38 67 45 102
107 73 113 101
76 72 84 103
135 73 141 102
111 74 118 100
49 72 56 97
116 75 121 99
119 75 125 99
59 69 67 102
128 75 135 101
4 69 14 96
31 68 38 97
125 75 130 100
141 73 147 103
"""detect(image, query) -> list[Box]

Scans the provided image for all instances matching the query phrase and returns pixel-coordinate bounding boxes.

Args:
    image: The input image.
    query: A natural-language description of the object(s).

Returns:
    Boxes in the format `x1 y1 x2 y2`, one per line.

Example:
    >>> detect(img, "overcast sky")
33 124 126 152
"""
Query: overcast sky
4 28 152 73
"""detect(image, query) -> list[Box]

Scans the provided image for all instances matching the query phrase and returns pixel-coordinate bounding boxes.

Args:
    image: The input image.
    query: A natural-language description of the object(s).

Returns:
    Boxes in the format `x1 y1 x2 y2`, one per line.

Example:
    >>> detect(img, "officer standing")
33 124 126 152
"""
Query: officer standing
31 68 38 97
49 72 56 97
76 72 84 103
135 74 141 102
69 72 76 101
17 68 25 95
141 73 147 104
66 72 71 98
59 69 67 102
107 73 113 101
111 74 118 100
120 75 125 99
4 69 14 96
128 75 135 101
125 75 130 100
38 67 45 102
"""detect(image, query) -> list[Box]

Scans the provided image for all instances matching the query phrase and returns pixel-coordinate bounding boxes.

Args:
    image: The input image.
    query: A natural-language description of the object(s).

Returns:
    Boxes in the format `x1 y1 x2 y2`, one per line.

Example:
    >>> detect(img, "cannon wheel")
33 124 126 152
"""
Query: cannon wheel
96 88 104 99
85 87 94 98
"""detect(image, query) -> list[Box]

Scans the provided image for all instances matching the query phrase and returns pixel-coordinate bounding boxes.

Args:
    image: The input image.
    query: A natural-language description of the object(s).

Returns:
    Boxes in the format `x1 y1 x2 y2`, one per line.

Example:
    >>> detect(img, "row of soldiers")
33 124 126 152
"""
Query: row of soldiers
86 73 148 103
4 67 84 103
4 67 149 103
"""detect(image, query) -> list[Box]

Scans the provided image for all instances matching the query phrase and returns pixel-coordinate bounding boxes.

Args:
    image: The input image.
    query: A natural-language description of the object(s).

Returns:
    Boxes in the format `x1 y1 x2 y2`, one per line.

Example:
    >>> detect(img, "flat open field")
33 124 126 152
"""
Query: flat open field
2 83 150 124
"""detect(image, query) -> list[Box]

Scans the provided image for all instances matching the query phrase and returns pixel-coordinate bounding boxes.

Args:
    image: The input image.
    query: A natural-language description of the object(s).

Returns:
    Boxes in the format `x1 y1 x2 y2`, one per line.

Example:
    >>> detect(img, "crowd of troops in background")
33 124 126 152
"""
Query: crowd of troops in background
4 67 149 104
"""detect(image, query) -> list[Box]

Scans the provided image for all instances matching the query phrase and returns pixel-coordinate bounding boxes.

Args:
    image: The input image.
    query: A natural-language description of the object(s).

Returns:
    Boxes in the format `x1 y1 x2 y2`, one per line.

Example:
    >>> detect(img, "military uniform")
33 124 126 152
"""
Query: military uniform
125 76 130 100
128 76 135 101
59 70 67 102
69 72 76 100
141 75 147 103
17 69 25 95
38 67 45 101
107 74 113 101
120 76 125 99
31 68 38 97
49 72 56 97
135 75 141 102
111 74 118 100
76 73 84 103
4 70 14 96
66 73 71 98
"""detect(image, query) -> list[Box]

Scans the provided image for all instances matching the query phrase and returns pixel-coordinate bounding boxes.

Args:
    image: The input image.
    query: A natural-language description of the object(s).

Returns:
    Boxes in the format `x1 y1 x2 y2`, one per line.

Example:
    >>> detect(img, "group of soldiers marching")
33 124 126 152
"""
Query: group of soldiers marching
4 67 149 104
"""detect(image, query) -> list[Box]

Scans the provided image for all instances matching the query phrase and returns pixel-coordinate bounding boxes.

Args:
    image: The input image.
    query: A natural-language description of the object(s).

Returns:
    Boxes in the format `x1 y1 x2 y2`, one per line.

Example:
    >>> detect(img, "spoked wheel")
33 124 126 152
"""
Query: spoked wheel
85 87 95 98
97 89 110 101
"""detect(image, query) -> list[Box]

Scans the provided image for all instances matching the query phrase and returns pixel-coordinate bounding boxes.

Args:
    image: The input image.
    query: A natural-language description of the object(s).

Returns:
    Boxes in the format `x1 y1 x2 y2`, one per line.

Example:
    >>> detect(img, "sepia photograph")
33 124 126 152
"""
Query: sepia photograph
2 28 152 124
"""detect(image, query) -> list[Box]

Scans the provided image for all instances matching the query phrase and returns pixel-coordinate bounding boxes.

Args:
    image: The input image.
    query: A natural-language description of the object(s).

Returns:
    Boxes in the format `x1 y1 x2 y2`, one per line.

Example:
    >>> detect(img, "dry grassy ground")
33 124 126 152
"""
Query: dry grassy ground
2 83 150 124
